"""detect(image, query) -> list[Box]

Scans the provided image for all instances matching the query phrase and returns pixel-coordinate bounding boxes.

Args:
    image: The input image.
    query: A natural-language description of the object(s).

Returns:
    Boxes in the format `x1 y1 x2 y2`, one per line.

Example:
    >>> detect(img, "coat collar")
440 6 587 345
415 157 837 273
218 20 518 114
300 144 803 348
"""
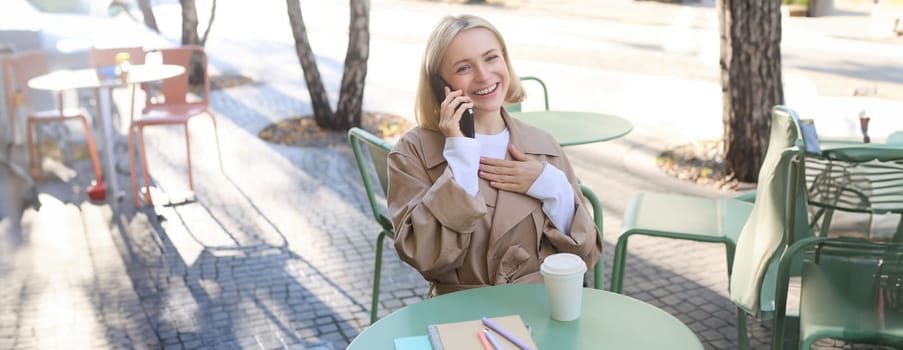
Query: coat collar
419 109 563 169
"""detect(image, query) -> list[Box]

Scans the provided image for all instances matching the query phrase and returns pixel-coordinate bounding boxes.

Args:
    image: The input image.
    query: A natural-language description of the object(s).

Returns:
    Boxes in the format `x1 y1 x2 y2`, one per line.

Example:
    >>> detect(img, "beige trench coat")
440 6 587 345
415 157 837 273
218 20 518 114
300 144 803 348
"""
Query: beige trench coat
387 110 602 296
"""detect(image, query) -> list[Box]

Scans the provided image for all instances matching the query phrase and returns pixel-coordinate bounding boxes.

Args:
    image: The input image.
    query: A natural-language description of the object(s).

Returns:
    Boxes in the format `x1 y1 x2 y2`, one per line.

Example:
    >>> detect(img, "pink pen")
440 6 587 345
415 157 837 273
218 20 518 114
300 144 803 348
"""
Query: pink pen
481 317 533 350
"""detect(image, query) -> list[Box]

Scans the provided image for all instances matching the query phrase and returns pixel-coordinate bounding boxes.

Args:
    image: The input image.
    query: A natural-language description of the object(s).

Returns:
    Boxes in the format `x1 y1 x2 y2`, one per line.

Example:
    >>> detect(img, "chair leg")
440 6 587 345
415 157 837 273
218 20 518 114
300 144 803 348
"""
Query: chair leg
371 230 387 325
736 307 750 350
26 118 39 178
593 257 604 290
207 111 225 173
75 116 103 183
819 208 835 237
138 125 154 206
610 232 632 293
128 124 141 208
725 244 736 280
128 85 137 123
184 123 194 190
894 214 903 243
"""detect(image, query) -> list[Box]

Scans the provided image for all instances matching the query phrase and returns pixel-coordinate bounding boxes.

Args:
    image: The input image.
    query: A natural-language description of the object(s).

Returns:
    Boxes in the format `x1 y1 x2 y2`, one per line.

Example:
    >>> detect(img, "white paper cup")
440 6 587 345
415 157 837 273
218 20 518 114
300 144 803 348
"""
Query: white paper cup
540 253 587 321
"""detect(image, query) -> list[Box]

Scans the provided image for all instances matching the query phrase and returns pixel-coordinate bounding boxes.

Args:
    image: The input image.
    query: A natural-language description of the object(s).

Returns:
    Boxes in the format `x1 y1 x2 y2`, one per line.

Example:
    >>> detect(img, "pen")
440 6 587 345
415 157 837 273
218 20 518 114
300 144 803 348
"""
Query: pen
481 317 533 350
477 329 495 350
483 328 503 350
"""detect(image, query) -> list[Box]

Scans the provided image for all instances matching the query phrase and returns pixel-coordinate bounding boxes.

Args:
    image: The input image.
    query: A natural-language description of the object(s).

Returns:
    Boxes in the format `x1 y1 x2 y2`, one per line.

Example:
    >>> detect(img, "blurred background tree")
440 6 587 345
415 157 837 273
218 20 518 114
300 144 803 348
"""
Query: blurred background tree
718 0 784 182
286 0 370 130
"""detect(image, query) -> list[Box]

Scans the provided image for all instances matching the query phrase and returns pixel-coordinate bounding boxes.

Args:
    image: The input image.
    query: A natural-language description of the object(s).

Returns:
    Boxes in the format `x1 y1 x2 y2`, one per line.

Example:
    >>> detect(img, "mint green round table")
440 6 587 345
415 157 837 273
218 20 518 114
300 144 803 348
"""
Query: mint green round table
347 284 702 349
511 111 633 147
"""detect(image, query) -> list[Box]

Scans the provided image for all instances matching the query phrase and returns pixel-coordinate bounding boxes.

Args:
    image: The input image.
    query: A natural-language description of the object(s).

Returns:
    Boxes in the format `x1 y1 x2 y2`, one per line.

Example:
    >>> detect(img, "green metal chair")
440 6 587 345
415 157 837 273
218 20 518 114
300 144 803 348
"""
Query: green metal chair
610 106 814 294
348 127 395 325
793 243 903 349
580 184 605 290
726 106 903 349
728 106 808 349
612 106 810 349
766 117 903 348
505 76 549 113
888 131 903 144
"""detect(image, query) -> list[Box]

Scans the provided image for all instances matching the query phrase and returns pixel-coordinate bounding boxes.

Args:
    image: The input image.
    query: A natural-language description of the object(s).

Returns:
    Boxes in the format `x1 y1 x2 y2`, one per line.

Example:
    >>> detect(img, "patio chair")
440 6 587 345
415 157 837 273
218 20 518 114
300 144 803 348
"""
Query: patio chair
348 127 395 325
800 120 903 238
2 51 104 187
766 115 903 349
610 106 819 296
694 107 903 349
788 243 903 349
88 46 145 124
506 76 549 113
128 45 223 208
611 106 815 349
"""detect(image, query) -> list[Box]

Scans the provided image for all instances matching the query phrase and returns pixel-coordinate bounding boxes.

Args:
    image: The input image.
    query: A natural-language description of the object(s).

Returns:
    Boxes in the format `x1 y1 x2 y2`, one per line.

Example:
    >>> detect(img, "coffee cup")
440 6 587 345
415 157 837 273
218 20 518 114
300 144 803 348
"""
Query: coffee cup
540 253 587 321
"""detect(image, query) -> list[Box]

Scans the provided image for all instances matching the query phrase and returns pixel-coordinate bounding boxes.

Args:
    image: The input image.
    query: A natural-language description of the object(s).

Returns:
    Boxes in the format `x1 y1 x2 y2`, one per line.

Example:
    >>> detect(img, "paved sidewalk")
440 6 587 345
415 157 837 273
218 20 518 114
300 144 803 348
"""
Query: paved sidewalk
1 0 900 349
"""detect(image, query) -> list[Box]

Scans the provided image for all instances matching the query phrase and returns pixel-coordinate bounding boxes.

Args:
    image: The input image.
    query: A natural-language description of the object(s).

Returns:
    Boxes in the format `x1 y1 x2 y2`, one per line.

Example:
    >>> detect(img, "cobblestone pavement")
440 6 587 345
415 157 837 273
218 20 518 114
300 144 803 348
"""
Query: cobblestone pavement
2 0 901 349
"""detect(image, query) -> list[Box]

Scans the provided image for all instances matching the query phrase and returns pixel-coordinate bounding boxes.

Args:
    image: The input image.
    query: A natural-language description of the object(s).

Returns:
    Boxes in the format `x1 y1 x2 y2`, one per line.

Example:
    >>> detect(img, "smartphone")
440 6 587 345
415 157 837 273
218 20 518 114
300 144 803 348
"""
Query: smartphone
431 75 475 138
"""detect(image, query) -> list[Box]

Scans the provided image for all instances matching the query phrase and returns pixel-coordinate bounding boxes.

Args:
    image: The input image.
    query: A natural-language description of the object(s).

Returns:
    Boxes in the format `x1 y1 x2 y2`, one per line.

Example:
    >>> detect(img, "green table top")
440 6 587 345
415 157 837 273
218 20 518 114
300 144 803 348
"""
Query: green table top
817 140 903 163
347 284 702 350
511 111 633 146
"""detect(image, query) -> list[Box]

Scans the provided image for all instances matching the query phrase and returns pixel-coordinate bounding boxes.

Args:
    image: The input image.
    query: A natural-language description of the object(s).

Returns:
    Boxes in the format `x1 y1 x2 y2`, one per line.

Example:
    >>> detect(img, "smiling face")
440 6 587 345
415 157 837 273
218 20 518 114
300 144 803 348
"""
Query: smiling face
437 27 510 116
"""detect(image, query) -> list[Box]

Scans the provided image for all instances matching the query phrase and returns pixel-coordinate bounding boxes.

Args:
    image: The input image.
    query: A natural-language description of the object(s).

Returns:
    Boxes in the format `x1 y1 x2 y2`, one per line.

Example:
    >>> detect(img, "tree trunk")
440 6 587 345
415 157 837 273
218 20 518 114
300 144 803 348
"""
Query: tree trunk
136 0 159 33
334 0 370 130
180 0 201 46
718 0 784 182
286 0 334 126
201 0 217 46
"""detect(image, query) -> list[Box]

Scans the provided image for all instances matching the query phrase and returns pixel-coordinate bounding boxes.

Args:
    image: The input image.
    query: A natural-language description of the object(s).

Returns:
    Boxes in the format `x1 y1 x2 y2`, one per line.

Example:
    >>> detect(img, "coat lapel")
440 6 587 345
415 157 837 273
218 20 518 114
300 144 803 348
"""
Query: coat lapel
487 111 562 240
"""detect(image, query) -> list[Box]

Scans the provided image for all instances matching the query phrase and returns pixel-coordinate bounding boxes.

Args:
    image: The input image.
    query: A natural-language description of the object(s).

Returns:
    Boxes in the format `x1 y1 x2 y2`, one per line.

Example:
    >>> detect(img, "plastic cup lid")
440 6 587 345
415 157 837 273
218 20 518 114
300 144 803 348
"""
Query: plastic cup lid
540 253 587 276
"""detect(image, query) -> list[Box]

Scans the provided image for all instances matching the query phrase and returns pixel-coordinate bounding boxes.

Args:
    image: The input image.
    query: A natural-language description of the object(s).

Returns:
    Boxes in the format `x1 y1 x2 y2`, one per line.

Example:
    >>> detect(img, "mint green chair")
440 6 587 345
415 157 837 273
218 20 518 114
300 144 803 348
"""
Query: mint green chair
348 127 395 325
735 107 903 349
613 106 809 349
888 131 903 144
728 106 809 349
506 76 549 113
798 244 903 349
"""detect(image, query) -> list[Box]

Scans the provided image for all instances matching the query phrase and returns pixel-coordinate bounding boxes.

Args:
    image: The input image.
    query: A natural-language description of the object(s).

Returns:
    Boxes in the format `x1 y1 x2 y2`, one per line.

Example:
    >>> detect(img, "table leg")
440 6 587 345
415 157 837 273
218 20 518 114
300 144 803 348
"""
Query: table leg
97 87 120 207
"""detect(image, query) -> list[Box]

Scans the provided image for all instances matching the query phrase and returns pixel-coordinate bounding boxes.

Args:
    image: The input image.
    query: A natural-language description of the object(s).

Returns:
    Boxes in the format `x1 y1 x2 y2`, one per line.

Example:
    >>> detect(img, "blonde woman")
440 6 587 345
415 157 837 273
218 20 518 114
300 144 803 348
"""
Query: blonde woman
387 14 601 296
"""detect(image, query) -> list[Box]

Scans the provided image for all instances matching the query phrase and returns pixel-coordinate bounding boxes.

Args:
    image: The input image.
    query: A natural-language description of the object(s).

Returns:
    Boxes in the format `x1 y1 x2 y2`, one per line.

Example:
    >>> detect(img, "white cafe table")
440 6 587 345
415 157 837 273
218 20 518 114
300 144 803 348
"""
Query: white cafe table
27 64 184 207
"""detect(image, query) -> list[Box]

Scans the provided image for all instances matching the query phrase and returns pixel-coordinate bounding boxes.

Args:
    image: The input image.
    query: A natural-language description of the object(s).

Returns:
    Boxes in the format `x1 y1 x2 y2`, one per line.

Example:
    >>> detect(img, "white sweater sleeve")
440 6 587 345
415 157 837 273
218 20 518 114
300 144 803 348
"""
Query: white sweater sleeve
526 162 576 234
442 137 480 197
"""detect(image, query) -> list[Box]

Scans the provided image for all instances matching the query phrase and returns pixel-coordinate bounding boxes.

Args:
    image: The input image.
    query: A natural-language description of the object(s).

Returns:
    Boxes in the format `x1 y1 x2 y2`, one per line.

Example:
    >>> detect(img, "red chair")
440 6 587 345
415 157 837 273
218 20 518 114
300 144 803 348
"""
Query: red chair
128 46 222 208
88 46 145 124
2 51 105 199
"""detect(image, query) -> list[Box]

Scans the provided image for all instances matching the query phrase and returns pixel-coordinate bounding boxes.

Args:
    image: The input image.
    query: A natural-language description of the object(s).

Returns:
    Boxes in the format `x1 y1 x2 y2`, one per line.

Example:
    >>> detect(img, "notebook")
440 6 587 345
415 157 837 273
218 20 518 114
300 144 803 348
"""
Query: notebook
426 315 535 350
799 118 822 154
394 335 433 350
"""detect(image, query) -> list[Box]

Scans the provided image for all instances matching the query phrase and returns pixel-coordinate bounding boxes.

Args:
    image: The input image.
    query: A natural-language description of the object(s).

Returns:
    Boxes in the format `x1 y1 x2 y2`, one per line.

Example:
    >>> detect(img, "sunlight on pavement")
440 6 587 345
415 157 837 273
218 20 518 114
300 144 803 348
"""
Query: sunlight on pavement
26 194 94 349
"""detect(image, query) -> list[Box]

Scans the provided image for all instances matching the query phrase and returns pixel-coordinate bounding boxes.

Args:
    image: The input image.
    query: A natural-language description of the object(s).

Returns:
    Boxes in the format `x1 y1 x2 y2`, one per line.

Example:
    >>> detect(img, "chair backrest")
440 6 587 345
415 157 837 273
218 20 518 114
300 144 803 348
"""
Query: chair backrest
888 131 903 144
729 105 805 317
349 127 394 231
88 46 146 67
143 46 208 109
2 51 49 115
506 76 549 113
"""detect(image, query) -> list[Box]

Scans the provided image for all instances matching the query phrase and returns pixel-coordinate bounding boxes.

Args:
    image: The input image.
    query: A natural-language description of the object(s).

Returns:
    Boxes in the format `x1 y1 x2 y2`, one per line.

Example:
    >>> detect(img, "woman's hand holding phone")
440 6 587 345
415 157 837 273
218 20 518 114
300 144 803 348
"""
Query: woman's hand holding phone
437 86 475 138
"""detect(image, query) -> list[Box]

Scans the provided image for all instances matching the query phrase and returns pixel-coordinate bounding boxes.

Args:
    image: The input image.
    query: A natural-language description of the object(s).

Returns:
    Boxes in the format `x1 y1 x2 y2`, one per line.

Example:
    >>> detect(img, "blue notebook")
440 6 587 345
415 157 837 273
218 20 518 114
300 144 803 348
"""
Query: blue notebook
394 335 432 350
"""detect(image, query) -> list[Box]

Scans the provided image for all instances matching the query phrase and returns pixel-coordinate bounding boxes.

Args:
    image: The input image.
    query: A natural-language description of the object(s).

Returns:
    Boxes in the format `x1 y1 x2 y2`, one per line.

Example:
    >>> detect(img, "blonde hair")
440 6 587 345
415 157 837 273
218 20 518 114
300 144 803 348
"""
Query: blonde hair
414 14 525 130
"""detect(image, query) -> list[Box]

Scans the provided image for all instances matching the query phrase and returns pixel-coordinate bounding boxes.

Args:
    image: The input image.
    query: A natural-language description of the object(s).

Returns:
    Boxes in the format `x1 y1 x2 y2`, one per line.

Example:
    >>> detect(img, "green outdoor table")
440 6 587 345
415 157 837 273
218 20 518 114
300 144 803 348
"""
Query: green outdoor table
511 111 633 147
804 140 903 237
347 284 703 350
